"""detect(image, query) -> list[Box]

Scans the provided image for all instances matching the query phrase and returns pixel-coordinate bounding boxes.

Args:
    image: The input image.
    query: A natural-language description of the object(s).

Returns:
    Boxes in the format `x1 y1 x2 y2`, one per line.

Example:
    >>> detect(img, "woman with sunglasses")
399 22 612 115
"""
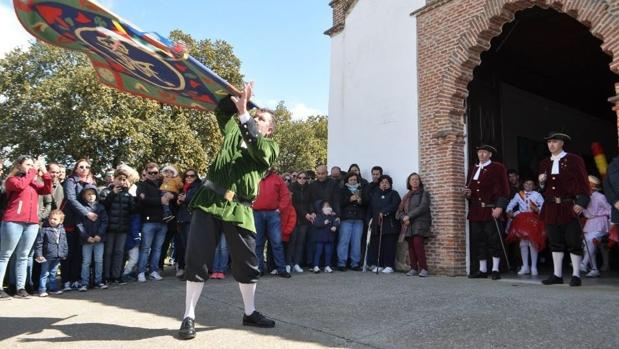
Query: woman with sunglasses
0 155 52 298
175 169 202 279
288 172 312 273
61 159 96 291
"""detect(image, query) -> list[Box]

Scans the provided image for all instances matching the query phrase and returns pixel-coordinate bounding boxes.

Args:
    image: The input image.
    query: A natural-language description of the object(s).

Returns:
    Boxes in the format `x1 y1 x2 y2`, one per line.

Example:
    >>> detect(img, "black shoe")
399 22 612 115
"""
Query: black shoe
468 271 487 279
337 266 347 272
542 275 564 285
569 276 582 287
178 317 196 340
243 311 275 328
15 289 31 299
491 271 501 280
0 290 12 299
351 266 362 271
278 271 291 279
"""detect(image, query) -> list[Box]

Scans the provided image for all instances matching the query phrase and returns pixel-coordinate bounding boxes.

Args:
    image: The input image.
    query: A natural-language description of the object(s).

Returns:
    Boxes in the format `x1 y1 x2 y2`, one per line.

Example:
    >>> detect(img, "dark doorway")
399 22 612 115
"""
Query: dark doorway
466 6 619 273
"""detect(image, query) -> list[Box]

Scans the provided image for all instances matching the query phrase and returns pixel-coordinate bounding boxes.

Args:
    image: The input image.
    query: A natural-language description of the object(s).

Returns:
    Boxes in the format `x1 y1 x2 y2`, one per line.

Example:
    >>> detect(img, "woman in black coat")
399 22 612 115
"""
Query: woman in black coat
175 169 202 278
367 175 401 273
288 172 312 272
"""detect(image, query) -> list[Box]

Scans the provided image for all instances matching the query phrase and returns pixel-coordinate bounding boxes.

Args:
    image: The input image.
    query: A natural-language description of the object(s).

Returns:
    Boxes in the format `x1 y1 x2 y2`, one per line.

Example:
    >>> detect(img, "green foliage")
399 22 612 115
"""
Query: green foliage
0 31 327 178
272 102 328 173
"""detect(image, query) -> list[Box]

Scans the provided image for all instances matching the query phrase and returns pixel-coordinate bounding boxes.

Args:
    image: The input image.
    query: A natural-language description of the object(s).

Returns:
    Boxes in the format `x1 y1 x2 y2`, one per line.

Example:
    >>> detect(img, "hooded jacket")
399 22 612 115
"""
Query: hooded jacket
311 200 340 243
3 169 52 224
34 220 68 259
101 184 136 234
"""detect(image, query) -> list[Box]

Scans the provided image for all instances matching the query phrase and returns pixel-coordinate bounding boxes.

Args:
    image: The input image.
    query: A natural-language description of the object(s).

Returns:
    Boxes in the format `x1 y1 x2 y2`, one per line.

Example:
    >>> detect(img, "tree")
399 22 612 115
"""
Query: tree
0 30 244 176
271 102 328 172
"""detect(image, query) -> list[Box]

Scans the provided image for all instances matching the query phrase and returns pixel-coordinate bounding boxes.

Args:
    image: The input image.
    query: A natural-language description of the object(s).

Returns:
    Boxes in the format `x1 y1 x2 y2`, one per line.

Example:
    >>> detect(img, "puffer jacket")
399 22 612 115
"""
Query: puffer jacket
3 169 52 224
101 184 136 234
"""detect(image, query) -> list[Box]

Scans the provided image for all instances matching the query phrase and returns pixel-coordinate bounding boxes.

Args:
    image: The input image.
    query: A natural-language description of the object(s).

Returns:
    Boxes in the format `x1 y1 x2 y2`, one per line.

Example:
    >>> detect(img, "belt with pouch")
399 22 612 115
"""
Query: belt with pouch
202 180 254 206
471 201 496 208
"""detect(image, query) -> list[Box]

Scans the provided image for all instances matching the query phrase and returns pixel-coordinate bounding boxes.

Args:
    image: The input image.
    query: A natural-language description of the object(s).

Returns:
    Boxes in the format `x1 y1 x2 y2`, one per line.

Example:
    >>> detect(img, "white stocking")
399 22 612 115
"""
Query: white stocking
530 245 538 270
586 240 598 271
570 253 582 277
519 241 530 270
238 283 256 316
184 281 204 319
479 259 487 273
492 257 500 272
552 252 564 278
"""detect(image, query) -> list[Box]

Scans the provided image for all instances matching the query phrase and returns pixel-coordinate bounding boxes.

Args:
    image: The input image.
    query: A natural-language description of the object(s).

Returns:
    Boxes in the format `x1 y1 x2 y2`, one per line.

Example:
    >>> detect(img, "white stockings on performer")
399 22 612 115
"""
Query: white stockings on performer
238 283 256 316
184 281 204 319
570 253 581 277
492 257 500 272
518 240 538 275
479 259 487 273
552 252 564 278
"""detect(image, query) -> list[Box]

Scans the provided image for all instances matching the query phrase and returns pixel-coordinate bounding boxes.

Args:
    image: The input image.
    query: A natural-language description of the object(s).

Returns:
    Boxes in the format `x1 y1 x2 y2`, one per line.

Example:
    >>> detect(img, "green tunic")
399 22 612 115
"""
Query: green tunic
189 111 279 233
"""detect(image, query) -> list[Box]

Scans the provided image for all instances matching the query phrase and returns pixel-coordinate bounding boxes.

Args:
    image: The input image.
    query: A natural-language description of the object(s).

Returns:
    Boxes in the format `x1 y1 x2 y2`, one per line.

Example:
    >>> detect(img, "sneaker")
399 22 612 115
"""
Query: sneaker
96 283 108 289
293 264 304 273
381 267 394 274
63 282 72 291
0 290 12 299
210 272 222 280
52 290 64 295
162 215 175 223
337 266 347 272
242 311 275 328
78 285 88 292
15 289 31 299
569 276 582 287
517 267 530 276
285 265 291 274
370 266 379 273
324 266 333 273
39 292 48 297
178 317 196 340
586 269 600 278
313 266 321 273
71 281 81 290
138 273 146 282
176 268 185 278
406 269 418 276
278 271 291 278
270 269 278 275
150 271 163 281
119 275 129 285
419 269 429 277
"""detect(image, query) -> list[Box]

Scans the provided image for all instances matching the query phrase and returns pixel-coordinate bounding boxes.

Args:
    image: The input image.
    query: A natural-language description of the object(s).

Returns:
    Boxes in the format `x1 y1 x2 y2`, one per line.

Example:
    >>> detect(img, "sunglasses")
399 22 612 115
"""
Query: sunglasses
185 174 197 178
79 165 91 169
148 171 159 175
298 176 307 180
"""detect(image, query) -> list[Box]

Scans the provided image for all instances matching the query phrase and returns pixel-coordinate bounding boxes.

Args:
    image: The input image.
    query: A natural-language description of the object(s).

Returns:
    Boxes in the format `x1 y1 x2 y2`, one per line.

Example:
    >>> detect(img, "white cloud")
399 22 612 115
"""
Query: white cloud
0 2 33 57
290 103 324 120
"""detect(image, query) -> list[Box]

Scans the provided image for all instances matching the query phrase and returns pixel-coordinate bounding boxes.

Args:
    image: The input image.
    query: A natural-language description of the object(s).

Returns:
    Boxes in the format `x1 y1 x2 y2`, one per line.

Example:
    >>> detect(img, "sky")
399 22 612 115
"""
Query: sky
0 0 332 119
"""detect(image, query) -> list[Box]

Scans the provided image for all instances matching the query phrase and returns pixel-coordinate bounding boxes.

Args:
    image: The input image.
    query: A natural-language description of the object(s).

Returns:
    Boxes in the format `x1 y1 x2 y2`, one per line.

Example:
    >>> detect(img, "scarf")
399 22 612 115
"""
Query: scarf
183 182 192 193
473 160 491 180
345 182 360 193
550 151 566 175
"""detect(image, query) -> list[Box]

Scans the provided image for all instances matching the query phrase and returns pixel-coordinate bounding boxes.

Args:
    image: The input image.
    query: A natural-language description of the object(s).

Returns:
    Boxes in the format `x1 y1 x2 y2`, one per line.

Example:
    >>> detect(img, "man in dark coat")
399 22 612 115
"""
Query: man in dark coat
465 144 510 280
538 132 590 287
604 155 619 224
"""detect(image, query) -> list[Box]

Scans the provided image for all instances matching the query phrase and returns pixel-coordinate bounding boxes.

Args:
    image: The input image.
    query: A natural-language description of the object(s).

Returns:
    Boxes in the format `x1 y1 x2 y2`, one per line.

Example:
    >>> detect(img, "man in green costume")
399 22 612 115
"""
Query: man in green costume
179 82 279 340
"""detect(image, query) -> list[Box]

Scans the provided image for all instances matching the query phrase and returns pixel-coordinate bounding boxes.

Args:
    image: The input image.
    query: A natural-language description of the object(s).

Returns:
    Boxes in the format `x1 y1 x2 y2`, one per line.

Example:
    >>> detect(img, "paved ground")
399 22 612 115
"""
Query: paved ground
1 268 618 349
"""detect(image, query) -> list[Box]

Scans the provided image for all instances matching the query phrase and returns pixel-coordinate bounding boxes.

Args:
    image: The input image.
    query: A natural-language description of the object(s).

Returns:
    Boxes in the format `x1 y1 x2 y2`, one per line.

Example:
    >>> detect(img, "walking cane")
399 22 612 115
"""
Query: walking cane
493 218 511 271
376 215 384 275
362 218 373 272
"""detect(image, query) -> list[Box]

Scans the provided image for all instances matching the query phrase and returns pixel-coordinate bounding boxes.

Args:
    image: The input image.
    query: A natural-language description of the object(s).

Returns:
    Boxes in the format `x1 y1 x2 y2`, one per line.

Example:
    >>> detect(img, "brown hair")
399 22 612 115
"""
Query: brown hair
49 209 65 220
72 158 92 174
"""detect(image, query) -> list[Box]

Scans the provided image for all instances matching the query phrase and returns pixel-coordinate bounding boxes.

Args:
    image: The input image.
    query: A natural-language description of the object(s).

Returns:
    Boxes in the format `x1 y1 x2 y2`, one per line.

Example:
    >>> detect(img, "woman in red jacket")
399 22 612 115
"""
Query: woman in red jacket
0 155 52 299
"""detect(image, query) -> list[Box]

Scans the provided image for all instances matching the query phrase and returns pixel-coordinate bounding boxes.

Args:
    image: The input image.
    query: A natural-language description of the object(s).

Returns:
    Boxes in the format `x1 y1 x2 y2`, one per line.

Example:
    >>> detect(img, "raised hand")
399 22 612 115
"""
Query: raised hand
230 81 254 115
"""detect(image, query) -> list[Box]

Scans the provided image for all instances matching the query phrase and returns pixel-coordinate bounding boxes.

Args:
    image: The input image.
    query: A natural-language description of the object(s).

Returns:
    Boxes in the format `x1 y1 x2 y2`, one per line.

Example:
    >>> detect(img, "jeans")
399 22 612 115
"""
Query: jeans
314 242 334 267
337 219 363 267
254 210 286 272
138 222 168 274
213 233 229 272
81 242 104 285
39 258 61 293
0 222 40 290
123 246 139 276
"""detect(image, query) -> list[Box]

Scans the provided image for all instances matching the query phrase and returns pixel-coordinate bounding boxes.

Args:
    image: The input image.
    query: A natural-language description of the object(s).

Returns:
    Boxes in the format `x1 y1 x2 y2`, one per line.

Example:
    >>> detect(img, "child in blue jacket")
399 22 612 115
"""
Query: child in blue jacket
34 210 68 296
77 185 108 291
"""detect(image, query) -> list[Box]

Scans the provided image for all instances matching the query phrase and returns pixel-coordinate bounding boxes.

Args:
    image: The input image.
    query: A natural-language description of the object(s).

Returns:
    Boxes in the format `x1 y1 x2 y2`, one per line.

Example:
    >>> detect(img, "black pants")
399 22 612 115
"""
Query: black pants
176 222 190 269
104 233 127 280
367 233 397 268
546 218 583 255
61 230 82 284
287 224 308 266
185 211 259 284
470 220 502 259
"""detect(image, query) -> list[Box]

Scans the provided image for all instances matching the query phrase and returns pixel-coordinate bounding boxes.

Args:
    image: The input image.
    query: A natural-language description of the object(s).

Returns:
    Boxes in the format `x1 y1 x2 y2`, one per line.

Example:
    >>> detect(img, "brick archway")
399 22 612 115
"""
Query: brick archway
416 0 619 275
